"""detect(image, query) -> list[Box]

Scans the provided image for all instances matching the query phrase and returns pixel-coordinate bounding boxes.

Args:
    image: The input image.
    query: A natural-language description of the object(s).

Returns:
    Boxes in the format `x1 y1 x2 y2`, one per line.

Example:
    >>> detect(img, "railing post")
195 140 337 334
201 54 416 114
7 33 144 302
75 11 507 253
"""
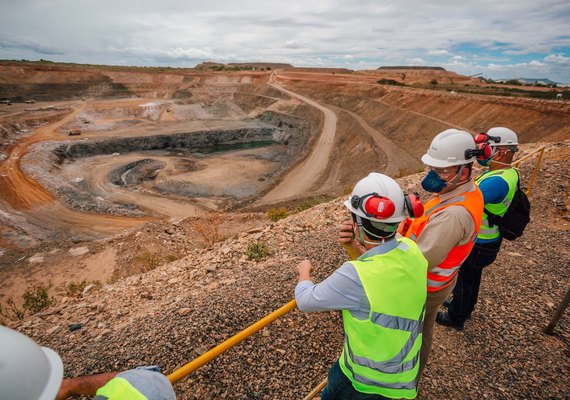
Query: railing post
544 289 570 335
525 147 545 195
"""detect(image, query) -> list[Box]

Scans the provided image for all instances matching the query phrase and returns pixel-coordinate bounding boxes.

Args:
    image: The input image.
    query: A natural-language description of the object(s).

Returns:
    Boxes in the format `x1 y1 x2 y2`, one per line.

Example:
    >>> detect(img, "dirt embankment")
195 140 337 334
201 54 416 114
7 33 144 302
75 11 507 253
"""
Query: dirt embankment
0 62 271 102
4 143 568 400
282 80 570 159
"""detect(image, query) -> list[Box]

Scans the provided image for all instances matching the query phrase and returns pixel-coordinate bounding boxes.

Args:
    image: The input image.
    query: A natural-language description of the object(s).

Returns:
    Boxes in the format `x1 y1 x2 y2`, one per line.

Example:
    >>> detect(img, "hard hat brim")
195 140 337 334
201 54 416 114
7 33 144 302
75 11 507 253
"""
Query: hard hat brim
421 153 471 168
38 347 64 400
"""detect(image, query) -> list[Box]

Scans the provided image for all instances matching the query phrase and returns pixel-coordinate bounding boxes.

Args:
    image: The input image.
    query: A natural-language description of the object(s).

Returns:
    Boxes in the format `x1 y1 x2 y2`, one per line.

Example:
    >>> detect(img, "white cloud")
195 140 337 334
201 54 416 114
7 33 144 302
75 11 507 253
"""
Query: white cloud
544 54 570 65
428 50 449 56
284 40 301 49
529 60 545 67
0 0 568 81
407 57 426 65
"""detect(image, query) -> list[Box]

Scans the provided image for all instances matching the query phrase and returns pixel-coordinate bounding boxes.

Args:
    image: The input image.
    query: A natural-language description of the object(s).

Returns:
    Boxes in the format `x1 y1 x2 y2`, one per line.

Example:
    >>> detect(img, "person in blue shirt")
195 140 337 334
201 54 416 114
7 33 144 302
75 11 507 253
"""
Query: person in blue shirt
437 127 520 330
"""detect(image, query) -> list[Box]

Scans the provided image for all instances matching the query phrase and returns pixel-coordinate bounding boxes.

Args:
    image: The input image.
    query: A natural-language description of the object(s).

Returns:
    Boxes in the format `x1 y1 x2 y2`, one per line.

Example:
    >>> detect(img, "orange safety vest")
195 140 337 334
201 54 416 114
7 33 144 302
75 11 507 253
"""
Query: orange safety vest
404 186 483 292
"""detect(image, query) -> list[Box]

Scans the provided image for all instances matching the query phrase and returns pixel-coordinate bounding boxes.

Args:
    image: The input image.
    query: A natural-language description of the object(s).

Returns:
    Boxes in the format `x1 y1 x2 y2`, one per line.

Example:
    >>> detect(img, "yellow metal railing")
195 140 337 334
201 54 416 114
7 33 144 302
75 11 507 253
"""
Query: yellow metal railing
512 145 546 195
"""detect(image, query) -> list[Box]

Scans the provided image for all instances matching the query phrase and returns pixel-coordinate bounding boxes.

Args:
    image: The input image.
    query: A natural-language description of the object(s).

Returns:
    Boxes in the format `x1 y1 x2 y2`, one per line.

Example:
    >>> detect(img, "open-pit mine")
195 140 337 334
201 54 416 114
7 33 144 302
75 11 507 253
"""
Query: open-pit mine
0 62 568 251
0 61 569 400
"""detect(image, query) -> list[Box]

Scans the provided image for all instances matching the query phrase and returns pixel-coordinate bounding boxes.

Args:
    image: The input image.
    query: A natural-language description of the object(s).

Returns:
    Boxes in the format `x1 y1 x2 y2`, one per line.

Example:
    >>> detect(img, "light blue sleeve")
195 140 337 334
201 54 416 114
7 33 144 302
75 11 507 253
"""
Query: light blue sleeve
479 176 509 204
111 369 176 400
295 262 369 317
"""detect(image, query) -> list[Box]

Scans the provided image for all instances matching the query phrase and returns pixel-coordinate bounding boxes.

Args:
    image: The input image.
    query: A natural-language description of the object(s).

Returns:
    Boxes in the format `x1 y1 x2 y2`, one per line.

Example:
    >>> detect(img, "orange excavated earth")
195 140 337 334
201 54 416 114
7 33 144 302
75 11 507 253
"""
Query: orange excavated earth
0 62 568 246
0 101 153 238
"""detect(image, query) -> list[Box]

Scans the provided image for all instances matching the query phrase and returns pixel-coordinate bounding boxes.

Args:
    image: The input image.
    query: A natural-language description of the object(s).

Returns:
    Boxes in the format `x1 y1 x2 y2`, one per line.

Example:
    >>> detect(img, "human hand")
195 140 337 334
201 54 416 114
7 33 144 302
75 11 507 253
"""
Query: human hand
296 259 313 282
397 217 412 236
338 219 365 259
338 219 355 244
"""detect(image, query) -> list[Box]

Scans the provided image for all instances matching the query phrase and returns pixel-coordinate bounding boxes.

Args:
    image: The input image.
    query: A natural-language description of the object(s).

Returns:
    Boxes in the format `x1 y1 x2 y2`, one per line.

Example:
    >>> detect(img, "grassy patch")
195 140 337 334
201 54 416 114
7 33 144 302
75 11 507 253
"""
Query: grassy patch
135 251 161 271
22 285 56 314
0 298 26 322
65 280 101 297
377 79 405 86
192 213 223 248
246 240 270 261
267 207 288 221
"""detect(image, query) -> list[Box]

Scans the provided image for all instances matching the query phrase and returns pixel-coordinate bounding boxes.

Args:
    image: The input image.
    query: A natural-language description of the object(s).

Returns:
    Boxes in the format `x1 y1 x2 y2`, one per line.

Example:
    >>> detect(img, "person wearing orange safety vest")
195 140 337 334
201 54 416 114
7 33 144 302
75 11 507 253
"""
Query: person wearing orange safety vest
437 127 520 331
0 325 176 400
400 129 484 380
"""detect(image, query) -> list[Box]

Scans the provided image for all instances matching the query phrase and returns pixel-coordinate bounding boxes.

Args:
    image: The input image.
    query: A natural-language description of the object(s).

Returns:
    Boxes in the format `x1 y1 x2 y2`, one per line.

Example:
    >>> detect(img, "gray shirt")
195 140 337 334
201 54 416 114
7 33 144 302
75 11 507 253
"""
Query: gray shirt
295 239 399 320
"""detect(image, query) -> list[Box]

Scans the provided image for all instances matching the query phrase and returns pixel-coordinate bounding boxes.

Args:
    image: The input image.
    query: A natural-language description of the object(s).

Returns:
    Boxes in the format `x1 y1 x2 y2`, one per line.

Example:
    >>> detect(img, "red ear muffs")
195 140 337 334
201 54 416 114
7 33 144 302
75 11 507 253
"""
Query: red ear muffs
475 133 501 144
465 143 493 160
404 193 424 219
477 142 493 159
474 133 488 144
352 193 396 219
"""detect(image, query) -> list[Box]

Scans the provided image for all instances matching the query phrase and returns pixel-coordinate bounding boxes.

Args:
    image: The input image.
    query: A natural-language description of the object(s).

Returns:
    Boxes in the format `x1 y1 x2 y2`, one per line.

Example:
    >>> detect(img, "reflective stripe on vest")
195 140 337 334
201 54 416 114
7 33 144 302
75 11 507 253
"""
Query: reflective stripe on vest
404 186 484 292
475 168 518 241
344 306 425 375
94 377 148 400
339 237 427 399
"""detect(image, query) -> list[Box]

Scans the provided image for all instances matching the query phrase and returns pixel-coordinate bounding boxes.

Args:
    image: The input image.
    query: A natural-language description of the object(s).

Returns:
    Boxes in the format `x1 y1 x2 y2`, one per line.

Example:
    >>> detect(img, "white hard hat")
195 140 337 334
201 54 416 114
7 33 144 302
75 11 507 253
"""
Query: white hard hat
344 172 406 223
0 326 63 400
486 127 519 147
422 129 477 168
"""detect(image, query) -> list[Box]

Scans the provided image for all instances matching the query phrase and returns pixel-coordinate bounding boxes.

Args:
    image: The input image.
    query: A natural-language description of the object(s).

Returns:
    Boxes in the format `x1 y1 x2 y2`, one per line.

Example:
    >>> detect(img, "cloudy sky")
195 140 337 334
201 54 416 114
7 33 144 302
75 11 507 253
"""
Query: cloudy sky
1 0 569 82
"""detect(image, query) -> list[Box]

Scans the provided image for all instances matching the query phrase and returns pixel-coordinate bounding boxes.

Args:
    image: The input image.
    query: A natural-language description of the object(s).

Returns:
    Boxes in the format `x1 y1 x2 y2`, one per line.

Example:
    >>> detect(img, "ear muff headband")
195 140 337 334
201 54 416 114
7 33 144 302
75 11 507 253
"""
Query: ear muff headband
404 192 424 219
351 193 396 219
475 133 501 144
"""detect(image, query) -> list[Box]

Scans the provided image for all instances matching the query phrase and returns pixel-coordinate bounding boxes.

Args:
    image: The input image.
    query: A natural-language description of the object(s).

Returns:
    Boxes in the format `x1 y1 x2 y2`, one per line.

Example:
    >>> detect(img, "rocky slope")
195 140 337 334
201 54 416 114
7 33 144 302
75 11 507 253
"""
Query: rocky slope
6 141 569 399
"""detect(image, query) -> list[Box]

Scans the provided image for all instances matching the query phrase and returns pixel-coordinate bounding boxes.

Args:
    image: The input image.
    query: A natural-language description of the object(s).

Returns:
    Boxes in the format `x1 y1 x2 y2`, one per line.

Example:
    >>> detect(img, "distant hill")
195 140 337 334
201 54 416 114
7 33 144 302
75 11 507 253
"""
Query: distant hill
378 66 446 71
228 62 293 69
516 77 558 84
195 61 293 70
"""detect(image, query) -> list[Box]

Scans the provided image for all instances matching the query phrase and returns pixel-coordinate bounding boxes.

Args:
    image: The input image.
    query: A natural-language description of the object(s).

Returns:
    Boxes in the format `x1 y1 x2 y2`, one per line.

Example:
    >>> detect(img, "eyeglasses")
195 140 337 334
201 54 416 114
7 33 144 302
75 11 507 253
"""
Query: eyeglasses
428 166 459 176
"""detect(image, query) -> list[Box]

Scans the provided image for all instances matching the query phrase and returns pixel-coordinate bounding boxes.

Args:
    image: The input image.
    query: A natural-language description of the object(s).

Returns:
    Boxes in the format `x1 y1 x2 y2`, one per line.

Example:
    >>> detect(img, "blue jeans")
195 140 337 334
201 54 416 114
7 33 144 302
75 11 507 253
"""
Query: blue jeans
321 360 389 400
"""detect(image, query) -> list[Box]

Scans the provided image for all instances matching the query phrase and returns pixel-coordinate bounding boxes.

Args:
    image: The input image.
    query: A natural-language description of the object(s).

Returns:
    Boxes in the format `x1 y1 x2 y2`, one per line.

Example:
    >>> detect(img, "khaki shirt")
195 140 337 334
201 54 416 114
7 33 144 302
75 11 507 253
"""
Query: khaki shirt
416 181 477 271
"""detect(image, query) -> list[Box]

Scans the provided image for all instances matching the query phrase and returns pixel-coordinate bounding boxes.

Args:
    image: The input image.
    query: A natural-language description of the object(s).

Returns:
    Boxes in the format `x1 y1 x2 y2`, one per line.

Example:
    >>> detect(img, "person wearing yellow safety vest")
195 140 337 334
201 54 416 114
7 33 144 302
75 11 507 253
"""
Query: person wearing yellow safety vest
296 173 428 399
0 325 176 400
437 127 520 330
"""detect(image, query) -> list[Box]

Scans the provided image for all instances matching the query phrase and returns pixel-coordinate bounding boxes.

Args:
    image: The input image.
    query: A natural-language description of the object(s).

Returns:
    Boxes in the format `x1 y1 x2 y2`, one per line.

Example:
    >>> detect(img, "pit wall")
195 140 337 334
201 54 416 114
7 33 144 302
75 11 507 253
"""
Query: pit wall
286 82 570 159
0 63 271 101
53 128 278 161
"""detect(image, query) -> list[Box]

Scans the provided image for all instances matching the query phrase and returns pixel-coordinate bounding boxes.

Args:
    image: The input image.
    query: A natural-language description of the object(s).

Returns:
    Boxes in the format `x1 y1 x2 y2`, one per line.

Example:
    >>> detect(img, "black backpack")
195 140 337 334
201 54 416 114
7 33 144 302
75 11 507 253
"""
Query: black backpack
486 170 531 240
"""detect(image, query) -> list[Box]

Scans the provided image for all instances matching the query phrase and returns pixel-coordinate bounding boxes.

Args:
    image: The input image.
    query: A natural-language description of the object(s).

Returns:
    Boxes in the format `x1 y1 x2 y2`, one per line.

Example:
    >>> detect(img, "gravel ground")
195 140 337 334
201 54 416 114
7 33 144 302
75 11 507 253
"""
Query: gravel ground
12 142 569 399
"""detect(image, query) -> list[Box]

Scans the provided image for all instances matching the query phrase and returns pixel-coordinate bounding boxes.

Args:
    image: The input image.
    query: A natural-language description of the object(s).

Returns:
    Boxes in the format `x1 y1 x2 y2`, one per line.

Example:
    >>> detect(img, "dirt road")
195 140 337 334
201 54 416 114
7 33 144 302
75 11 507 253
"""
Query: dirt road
257 81 338 205
340 108 422 176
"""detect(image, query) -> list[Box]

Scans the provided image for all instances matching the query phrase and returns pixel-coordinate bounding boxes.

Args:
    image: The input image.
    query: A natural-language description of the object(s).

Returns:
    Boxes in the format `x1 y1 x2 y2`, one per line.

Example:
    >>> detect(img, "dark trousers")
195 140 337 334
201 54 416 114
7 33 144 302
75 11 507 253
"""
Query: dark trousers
321 360 389 400
447 239 502 323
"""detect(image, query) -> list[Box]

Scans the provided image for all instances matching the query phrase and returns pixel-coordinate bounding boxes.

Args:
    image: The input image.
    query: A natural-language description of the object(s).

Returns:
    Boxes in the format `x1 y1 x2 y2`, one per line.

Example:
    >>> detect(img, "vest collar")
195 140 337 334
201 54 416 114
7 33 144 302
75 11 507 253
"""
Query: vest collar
436 180 476 202
358 238 399 260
